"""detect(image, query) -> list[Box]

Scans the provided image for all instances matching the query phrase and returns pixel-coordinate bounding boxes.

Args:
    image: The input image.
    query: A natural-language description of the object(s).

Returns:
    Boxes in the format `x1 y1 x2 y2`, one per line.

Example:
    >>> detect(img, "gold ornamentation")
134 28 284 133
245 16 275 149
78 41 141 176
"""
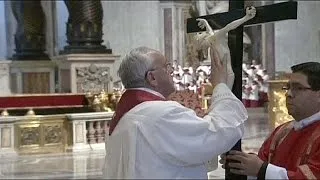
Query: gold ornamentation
268 79 294 129
44 125 62 144
98 90 112 112
299 164 317 179
20 126 40 146
16 116 66 154
85 89 121 112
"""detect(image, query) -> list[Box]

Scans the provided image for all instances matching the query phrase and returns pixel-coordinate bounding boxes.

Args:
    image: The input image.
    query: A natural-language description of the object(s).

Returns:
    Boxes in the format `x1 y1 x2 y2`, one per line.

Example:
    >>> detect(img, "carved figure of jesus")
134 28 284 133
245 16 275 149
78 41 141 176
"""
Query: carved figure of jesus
195 6 256 89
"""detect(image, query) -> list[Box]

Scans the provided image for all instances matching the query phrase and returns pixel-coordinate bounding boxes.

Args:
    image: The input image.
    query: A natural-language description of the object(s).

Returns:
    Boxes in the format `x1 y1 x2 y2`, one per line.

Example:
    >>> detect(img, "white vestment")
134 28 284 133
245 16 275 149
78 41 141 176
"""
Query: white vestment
103 83 248 179
249 84 259 101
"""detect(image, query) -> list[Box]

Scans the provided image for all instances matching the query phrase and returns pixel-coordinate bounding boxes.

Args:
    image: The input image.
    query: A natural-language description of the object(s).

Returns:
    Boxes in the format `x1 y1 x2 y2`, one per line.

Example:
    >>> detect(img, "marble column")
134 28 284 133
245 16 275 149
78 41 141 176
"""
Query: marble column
0 61 12 96
160 1 191 66
0 117 18 156
261 1 276 79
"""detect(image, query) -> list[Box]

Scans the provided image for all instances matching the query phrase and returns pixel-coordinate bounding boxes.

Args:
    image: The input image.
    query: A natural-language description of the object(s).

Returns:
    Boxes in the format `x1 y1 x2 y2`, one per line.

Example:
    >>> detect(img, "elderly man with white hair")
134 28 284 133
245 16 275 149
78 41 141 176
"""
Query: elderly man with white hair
103 46 248 179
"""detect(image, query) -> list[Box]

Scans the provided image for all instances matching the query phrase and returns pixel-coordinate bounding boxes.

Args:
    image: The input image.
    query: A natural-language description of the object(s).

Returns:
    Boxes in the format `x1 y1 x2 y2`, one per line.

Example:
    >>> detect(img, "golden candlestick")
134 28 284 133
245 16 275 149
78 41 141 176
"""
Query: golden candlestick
85 89 122 112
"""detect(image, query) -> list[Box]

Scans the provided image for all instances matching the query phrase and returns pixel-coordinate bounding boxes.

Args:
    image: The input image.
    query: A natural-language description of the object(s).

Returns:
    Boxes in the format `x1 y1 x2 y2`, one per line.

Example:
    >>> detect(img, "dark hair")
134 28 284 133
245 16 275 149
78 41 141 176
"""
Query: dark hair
291 62 320 91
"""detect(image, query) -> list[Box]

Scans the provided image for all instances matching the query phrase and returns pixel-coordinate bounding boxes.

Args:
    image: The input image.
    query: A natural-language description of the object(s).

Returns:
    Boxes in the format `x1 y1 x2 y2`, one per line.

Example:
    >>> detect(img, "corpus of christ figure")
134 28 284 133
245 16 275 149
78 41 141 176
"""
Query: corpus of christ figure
194 6 256 89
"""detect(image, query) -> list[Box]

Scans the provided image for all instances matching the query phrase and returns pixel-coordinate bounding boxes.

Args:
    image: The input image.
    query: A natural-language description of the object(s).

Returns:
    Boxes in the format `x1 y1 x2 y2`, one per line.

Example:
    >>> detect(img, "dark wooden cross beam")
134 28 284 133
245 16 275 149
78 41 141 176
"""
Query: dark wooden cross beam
187 1 297 180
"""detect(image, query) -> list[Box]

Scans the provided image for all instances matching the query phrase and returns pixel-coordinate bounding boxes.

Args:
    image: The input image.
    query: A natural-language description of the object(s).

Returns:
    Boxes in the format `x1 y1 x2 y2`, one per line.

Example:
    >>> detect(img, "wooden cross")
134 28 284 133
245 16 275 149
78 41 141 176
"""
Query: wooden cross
187 1 297 179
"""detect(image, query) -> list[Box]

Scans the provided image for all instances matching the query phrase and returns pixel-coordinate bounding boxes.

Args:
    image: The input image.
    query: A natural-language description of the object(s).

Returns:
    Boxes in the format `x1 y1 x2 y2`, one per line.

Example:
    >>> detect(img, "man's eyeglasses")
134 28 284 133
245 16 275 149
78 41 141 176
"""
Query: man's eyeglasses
282 83 312 94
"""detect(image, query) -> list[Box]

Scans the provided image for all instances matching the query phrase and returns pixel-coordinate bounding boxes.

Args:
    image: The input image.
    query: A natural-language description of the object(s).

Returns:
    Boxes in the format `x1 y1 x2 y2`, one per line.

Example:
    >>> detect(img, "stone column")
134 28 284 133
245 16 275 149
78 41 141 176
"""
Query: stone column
62 0 111 54
0 61 12 95
0 117 18 157
261 1 275 79
160 1 191 66
54 0 120 94
10 0 49 60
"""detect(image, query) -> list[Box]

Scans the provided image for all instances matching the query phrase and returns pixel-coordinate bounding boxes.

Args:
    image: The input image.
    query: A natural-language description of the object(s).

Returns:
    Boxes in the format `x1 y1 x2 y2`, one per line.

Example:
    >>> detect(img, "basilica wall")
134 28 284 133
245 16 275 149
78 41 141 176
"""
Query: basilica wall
275 1 320 72
101 1 162 57
101 1 162 81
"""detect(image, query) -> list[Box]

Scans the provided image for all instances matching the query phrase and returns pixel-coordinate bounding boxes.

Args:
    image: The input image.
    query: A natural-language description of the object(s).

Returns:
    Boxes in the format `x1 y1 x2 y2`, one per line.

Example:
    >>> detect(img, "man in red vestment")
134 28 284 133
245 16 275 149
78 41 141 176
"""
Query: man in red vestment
103 46 248 179
220 62 320 179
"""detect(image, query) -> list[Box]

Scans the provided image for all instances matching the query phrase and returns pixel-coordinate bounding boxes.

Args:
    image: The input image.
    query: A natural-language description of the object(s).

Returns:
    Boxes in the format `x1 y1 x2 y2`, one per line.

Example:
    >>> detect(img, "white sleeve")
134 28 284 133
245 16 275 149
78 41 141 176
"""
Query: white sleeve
138 83 248 166
265 164 289 179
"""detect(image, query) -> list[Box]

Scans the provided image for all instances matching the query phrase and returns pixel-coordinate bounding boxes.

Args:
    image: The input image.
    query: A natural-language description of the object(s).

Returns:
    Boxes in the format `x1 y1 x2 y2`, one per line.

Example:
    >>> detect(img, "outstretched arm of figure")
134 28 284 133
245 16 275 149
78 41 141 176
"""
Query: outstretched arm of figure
196 18 214 34
213 6 256 39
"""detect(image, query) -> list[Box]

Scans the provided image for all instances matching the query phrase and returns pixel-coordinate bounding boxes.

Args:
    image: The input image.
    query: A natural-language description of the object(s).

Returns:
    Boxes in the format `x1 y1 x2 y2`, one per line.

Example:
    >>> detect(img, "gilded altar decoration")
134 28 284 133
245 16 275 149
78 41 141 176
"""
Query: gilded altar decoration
85 88 122 112
44 125 62 144
20 126 40 146
16 116 66 154
268 79 294 129
76 64 112 93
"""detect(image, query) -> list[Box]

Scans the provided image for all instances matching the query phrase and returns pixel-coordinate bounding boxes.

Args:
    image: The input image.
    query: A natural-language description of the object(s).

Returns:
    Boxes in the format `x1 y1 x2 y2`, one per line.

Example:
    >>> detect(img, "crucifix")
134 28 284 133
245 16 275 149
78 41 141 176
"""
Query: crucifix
187 1 297 179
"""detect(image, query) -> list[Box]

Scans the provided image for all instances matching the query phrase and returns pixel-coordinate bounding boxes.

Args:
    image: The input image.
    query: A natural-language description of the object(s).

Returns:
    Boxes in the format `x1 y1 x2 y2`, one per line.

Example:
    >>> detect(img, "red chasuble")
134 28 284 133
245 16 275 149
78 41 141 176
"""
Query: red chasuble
258 120 320 179
109 89 165 135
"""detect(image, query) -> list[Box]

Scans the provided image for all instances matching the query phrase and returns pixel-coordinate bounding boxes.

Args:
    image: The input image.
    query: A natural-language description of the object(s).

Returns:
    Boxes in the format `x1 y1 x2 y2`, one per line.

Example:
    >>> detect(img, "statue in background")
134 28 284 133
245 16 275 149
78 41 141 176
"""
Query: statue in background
195 6 256 89
62 0 111 54
202 0 253 63
185 0 204 70
205 0 229 14
11 0 49 60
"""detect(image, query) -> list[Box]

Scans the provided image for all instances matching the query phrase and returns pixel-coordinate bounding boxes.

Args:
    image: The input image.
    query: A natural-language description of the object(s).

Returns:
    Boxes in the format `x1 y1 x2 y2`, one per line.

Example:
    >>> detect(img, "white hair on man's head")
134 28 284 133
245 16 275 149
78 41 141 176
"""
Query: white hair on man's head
118 46 159 88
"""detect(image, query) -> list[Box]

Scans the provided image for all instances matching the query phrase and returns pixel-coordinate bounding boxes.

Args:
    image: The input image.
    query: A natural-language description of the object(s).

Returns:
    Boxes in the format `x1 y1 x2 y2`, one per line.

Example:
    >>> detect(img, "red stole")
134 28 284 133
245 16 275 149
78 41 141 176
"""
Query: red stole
109 89 165 135
258 120 320 179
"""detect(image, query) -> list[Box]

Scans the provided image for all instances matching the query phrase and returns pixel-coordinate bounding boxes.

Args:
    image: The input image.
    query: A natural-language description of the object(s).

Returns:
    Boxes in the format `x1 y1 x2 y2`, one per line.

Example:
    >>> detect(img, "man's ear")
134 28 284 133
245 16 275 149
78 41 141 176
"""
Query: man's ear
146 71 157 86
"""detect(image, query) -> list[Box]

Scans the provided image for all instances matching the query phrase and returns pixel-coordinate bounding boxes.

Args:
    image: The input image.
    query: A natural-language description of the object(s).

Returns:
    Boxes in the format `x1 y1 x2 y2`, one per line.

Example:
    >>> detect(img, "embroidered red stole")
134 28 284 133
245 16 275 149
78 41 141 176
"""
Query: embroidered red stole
109 89 165 135
258 120 320 179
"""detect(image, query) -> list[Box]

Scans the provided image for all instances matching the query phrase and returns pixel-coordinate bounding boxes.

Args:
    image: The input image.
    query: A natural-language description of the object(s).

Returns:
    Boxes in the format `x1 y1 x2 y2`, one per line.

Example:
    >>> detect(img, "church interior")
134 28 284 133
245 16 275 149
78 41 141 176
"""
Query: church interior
0 0 319 179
